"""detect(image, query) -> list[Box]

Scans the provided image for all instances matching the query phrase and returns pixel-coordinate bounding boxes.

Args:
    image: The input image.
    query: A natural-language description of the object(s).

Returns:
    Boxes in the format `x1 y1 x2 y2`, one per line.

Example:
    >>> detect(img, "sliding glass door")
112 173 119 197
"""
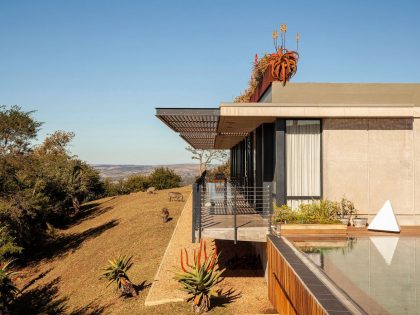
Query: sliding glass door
286 120 321 208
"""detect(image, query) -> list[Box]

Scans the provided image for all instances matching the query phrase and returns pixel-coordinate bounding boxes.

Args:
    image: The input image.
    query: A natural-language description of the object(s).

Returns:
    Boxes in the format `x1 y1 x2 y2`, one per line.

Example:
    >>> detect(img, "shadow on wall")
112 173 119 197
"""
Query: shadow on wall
215 240 264 278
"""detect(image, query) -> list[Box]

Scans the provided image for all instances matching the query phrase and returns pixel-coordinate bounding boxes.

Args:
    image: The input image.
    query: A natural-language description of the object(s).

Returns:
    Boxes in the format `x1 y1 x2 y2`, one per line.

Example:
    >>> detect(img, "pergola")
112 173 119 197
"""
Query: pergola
155 108 248 149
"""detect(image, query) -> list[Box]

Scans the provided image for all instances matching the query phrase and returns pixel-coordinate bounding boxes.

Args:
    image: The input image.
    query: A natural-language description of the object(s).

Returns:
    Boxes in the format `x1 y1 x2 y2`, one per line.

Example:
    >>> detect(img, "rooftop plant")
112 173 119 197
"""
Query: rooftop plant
234 24 300 103
174 240 225 314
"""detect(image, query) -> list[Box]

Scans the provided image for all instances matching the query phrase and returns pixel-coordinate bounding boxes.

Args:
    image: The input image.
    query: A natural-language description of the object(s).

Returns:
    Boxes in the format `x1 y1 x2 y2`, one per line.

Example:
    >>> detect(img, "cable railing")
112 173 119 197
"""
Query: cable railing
192 172 273 243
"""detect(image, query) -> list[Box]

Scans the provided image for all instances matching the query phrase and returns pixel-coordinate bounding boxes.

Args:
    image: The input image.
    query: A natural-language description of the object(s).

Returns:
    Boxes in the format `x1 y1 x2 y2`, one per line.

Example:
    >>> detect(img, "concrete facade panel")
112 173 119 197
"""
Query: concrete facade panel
323 119 369 161
368 119 414 162
368 160 413 215
323 118 419 224
323 159 370 212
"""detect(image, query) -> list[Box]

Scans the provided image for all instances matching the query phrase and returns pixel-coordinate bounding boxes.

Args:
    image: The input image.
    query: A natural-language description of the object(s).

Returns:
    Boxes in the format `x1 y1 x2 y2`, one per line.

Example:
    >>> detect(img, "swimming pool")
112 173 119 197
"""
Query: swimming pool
294 237 420 315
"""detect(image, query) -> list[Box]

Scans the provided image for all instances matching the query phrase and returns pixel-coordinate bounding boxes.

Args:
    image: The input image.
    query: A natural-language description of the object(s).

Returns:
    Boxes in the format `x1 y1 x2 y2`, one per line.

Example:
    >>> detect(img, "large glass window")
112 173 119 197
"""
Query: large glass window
286 120 321 208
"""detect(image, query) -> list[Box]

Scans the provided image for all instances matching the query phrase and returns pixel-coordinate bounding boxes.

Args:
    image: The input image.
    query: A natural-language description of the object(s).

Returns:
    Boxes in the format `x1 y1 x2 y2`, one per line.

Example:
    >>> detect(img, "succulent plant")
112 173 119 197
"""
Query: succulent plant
235 23 300 103
100 255 136 297
0 260 19 311
267 49 299 86
174 240 225 314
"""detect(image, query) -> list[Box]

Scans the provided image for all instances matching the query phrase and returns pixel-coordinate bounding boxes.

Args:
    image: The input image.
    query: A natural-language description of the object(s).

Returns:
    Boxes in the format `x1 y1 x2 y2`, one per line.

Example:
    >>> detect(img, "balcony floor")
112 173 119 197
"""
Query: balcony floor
199 184 270 242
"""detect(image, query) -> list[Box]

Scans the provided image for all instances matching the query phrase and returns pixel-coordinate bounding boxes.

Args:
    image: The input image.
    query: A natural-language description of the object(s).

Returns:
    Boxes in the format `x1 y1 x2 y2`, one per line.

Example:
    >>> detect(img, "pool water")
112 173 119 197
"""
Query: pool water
295 237 420 315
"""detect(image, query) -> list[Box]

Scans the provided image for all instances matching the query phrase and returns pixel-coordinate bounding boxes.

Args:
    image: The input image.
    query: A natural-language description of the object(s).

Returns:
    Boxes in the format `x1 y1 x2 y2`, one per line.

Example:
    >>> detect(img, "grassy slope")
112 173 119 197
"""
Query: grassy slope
13 186 200 315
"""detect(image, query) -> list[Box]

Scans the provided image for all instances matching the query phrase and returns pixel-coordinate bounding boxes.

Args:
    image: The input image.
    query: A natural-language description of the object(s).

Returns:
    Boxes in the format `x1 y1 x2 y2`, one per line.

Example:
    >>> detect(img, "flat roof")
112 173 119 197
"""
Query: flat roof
156 83 420 149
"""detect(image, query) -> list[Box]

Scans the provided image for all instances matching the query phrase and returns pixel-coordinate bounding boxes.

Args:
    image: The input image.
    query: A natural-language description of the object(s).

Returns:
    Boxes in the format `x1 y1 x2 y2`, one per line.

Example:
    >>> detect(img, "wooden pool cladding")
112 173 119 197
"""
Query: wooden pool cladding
267 235 354 315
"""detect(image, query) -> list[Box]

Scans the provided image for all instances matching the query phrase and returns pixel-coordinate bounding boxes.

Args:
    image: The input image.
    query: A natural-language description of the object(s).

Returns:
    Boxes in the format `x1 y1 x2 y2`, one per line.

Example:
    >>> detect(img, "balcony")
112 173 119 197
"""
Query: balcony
192 172 273 243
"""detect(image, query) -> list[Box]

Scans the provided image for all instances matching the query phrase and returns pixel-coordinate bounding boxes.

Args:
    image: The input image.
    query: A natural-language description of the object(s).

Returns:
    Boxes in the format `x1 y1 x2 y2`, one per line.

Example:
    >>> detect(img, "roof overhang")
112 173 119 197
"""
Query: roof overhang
156 108 248 149
218 102 417 134
156 103 417 150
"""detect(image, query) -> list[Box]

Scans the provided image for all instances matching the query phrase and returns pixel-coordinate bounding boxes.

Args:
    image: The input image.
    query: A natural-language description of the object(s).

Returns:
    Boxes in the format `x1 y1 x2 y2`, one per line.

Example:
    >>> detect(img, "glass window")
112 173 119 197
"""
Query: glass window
286 120 321 209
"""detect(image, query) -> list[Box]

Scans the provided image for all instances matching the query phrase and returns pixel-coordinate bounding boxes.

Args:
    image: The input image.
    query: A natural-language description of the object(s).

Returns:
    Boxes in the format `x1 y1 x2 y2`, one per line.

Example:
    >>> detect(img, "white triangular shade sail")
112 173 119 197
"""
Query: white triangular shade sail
368 200 400 232
370 236 399 265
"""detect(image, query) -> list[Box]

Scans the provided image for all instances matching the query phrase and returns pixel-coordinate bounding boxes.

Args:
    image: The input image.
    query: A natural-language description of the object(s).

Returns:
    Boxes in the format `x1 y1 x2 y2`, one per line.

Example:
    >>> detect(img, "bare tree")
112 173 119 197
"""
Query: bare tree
186 146 228 175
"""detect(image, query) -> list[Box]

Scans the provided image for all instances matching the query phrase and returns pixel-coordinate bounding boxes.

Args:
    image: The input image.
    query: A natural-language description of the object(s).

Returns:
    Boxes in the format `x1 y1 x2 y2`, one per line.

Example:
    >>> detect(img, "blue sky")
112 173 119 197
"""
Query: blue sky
1 0 419 165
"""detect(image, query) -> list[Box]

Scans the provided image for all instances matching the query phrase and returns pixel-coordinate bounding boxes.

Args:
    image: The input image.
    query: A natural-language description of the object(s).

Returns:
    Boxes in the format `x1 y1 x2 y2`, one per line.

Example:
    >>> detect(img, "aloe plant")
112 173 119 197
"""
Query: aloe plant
174 240 225 314
0 260 19 312
100 255 136 297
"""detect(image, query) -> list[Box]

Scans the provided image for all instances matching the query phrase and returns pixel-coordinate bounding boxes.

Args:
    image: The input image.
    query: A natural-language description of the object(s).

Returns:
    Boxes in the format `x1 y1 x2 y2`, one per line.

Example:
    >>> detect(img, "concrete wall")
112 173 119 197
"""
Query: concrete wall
323 118 420 225
270 82 420 106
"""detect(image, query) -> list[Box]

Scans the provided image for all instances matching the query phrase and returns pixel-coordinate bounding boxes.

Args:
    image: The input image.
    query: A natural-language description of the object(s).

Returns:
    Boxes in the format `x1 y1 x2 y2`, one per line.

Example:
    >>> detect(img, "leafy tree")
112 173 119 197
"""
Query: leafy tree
149 167 181 190
0 106 104 253
0 105 42 156
34 131 104 217
207 159 230 180
34 130 75 156
186 147 228 175
0 108 50 247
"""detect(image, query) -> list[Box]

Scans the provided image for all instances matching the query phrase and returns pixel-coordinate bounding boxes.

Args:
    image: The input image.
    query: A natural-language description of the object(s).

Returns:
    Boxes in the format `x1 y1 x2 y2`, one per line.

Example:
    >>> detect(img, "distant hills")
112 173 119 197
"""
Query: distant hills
92 164 199 180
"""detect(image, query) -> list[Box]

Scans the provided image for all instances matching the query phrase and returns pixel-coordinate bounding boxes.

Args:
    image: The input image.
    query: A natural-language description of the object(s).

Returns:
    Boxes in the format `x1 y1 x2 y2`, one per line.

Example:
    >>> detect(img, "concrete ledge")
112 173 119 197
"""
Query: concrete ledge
145 194 200 306
202 227 269 242
274 224 347 237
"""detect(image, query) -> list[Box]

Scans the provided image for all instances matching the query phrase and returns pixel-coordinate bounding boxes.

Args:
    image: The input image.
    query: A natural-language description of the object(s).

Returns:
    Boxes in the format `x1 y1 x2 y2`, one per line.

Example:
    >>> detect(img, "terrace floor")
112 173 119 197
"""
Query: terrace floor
199 183 270 242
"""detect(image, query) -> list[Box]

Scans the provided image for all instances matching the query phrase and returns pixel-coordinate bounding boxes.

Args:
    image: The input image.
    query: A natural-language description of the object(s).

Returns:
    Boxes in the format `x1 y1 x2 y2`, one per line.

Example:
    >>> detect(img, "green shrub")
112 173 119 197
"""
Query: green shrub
103 168 182 197
149 167 181 190
273 199 342 224
125 175 150 193
0 228 22 261
0 260 19 311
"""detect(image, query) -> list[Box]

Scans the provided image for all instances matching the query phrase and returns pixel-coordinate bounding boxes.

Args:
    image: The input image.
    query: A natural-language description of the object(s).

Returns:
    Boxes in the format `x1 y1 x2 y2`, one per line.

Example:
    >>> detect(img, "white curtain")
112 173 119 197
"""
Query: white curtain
286 120 321 209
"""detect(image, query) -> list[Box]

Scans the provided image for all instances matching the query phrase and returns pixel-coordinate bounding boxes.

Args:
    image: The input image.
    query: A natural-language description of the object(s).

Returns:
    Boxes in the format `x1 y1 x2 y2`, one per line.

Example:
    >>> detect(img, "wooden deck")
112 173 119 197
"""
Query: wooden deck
267 235 360 315
276 225 420 240
347 225 420 236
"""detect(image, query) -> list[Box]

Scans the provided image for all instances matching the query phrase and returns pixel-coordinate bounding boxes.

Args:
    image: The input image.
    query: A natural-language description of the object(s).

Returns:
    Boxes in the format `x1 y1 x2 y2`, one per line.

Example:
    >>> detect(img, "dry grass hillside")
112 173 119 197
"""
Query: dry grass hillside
12 186 195 315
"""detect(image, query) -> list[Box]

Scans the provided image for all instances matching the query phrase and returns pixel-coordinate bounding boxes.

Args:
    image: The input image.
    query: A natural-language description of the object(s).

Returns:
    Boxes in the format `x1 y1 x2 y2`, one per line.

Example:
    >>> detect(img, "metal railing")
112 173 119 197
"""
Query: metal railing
192 172 273 243
192 171 206 243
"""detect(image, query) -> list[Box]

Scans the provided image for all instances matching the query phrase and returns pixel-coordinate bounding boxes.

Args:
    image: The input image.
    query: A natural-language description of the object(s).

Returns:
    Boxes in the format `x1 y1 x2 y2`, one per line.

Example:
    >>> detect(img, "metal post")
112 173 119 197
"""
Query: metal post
233 186 237 244
268 183 273 234
192 182 197 243
224 178 227 206
198 181 202 242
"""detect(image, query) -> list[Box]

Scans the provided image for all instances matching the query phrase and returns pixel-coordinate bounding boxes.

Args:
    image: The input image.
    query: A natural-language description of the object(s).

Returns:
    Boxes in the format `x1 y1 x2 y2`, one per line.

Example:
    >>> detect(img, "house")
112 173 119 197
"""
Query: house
157 81 420 237
157 79 420 314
